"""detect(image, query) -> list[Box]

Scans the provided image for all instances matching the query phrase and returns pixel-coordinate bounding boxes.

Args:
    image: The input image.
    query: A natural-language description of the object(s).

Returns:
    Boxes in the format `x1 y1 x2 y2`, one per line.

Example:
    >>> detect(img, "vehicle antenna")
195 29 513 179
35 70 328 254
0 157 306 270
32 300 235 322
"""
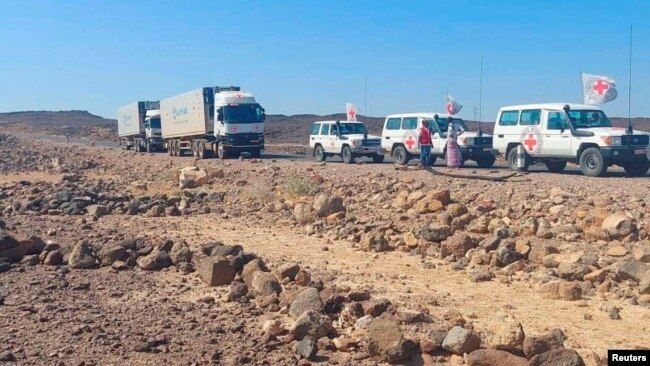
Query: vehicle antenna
579 69 584 103
478 56 483 135
364 74 367 122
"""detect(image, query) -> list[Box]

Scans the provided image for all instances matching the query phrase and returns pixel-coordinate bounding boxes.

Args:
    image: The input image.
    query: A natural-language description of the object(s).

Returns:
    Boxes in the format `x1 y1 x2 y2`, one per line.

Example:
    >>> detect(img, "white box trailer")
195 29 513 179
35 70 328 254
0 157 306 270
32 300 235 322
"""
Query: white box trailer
116 101 164 152
160 86 266 159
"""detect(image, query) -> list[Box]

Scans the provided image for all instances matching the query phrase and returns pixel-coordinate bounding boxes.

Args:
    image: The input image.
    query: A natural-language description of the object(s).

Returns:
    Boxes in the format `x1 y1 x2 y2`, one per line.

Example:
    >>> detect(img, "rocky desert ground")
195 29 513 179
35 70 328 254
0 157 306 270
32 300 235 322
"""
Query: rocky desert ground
1 132 649 366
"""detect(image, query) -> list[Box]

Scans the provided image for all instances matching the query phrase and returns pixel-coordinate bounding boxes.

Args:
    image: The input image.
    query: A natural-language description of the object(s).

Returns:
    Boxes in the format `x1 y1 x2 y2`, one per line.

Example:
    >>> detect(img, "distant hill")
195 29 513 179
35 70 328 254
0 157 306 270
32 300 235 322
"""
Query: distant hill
0 110 648 144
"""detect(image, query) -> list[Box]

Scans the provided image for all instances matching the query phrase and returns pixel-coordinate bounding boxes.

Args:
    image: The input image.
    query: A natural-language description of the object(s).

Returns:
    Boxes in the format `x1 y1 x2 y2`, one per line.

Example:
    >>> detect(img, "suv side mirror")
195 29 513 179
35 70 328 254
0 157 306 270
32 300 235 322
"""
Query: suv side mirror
217 108 224 122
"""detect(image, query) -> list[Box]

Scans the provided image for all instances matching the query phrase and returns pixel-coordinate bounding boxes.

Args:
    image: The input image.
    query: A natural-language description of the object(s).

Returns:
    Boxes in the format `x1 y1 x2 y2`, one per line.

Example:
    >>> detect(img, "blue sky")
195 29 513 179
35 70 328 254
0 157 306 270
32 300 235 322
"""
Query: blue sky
1 0 649 120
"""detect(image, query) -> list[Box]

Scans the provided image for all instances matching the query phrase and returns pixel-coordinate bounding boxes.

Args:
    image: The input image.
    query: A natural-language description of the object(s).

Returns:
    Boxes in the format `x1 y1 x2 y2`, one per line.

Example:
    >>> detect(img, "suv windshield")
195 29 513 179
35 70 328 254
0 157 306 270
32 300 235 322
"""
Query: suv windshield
223 104 265 124
567 110 611 128
336 123 368 135
428 118 467 132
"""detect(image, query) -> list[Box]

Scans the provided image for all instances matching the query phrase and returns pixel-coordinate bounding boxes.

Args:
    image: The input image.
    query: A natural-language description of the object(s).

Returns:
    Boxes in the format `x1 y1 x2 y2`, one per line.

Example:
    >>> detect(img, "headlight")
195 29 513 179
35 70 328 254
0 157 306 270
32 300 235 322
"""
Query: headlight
600 136 621 146
351 140 362 146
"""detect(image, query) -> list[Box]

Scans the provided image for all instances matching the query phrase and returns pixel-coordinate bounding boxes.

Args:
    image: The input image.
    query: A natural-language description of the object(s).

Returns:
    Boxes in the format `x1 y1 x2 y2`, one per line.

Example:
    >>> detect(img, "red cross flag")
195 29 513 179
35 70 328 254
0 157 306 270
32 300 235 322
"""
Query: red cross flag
582 73 617 105
446 95 463 115
346 103 357 121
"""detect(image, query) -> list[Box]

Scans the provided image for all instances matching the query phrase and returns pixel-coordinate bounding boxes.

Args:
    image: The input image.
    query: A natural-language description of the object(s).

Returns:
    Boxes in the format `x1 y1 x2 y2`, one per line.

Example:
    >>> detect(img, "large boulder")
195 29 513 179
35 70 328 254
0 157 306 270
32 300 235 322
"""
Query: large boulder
421 223 452 242
484 312 525 351
169 241 193 264
137 250 172 271
241 258 268 285
289 287 323 319
293 203 315 225
0 230 25 262
360 232 390 252
529 349 585 366
68 241 98 269
197 257 237 286
275 262 301 281
442 326 481 355
539 281 582 301
441 234 478 260
178 167 209 189
98 244 127 266
367 318 417 364
466 349 528 366
313 194 345 217
523 329 566 359
611 258 648 282
251 271 282 297
290 310 333 340
602 212 635 238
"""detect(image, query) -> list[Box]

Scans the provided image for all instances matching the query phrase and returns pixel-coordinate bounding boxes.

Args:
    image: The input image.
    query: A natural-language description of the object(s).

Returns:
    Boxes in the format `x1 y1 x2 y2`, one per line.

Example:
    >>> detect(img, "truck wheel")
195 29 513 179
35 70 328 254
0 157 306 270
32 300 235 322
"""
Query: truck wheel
251 149 261 158
314 146 326 162
342 146 355 164
146 142 151 153
579 147 606 177
372 154 385 163
507 146 530 172
217 142 227 159
544 160 567 173
198 142 206 159
173 141 179 156
393 145 409 165
475 155 496 168
622 160 650 177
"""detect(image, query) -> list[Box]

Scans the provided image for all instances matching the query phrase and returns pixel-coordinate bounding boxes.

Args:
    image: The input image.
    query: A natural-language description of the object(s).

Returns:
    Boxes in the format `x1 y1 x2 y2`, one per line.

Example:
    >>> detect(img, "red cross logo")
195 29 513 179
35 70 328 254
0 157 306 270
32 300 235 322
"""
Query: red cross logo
446 102 453 114
232 125 239 133
593 80 609 96
405 136 415 149
524 134 537 151
235 93 243 98
347 108 356 121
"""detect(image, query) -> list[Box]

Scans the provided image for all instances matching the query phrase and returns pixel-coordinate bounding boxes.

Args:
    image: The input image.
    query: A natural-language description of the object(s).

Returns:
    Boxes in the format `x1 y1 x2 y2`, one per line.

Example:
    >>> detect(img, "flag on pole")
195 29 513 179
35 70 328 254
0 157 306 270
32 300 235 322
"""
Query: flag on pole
582 73 617 105
346 103 357 121
446 95 462 115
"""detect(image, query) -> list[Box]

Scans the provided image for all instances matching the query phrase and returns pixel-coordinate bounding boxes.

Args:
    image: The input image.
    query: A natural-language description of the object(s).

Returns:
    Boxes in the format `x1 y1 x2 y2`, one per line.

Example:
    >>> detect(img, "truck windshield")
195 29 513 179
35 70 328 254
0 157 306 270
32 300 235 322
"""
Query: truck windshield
223 104 265 124
149 118 161 129
567 110 612 128
431 118 467 132
337 123 368 135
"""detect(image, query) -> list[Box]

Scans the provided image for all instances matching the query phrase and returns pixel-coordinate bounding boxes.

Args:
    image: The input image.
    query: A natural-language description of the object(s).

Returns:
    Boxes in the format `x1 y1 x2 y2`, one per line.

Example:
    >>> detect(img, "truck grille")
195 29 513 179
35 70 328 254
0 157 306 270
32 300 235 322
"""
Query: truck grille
363 139 380 147
621 135 649 146
475 137 493 146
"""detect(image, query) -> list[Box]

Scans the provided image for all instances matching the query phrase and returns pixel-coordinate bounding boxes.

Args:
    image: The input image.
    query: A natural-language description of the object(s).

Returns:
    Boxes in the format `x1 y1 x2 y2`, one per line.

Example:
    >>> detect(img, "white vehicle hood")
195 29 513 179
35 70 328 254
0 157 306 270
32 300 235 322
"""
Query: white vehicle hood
575 127 650 136
460 131 492 138
343 134 381 140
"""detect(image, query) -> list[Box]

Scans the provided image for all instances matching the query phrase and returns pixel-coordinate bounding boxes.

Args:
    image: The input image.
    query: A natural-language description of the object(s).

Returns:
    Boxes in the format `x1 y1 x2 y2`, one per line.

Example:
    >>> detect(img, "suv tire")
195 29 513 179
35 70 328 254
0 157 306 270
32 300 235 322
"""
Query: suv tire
507 146 530 172
579 147 606 177
623 160 650 177
342 146 355 164
372 154 385 163
476 155 496 168
544 160 567 173
314 145 326 162
393 145 409 165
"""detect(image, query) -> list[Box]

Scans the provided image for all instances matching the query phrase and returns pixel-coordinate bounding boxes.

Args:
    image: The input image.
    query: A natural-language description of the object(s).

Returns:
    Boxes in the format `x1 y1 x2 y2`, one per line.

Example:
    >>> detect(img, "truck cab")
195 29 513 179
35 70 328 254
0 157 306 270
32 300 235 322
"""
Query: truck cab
381 113 495 167
142 110 163 148
492 103 650 176
213 88 266 158
309 120 384 163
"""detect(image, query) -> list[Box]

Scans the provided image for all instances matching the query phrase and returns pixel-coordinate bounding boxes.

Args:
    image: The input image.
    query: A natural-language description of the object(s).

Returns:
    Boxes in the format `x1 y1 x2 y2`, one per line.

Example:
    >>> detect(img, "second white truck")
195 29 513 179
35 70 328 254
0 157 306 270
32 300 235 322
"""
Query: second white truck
117 101 164 152
160 86 266 159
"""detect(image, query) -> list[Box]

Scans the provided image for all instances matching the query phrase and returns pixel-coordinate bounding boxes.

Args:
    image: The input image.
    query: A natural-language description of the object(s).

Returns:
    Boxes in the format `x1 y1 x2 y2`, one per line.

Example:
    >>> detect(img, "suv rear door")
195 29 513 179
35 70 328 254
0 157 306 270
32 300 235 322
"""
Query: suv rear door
382 117 403 151
309 123 321 148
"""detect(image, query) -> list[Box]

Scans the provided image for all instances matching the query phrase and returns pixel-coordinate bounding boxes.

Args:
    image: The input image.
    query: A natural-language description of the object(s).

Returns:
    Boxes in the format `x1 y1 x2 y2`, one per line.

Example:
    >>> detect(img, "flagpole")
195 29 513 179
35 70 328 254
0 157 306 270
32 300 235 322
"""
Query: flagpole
627 25 633 134
579 70 584 104
364 74 367 122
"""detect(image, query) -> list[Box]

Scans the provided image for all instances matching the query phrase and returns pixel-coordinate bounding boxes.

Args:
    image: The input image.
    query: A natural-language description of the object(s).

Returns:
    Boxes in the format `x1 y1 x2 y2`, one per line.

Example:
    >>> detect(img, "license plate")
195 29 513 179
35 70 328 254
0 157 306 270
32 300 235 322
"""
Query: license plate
483 148 492 152
634 149 645 155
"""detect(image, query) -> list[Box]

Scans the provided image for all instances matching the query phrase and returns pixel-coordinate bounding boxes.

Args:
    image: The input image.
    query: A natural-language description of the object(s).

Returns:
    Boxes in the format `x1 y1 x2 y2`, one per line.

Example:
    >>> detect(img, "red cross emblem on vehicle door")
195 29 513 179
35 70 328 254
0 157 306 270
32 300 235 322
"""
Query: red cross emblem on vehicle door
405 136 416 150
524 134 537 152
593 80 608 96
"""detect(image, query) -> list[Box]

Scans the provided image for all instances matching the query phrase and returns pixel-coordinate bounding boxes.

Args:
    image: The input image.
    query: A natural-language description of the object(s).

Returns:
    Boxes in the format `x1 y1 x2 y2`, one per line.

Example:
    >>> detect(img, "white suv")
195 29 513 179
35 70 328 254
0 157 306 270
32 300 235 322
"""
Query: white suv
381 113 495 167
309 120 384 163
492 103 650 177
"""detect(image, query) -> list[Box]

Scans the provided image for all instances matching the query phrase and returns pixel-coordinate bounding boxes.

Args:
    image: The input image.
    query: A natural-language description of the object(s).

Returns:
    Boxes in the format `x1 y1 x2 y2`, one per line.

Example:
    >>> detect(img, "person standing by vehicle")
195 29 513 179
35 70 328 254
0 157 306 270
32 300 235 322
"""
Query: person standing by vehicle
418 120 433 167
446 117 464 169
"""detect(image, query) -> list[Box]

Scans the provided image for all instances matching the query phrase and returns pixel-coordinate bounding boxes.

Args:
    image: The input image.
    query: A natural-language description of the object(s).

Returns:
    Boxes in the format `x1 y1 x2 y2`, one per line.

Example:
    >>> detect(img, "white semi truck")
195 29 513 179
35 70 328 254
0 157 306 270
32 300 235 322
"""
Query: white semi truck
160 86 266 159
117 101 164 152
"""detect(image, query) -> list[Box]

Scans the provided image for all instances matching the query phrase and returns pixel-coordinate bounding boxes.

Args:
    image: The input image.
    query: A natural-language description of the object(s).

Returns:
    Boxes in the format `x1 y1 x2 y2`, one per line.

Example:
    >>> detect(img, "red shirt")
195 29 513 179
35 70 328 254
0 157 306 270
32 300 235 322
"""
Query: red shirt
418 127 432 145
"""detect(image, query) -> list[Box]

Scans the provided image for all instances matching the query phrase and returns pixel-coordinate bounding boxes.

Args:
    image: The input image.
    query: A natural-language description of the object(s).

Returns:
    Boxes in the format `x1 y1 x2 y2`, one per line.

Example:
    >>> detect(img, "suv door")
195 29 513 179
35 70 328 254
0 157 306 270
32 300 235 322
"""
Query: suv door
401 117 419 154
430 118 445 155
382 117 402 151
541 110 572 156
309 123 321 148
320 124 335 153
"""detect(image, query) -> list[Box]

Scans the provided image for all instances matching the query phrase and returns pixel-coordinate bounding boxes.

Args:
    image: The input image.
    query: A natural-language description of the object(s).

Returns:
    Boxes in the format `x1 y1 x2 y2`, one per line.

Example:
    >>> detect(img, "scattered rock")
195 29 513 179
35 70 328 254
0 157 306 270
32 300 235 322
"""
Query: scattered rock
68 241 98 269
442 326 481 355
529 348 585 366
197 257 237 285
466 349 528 366
289 287 323 319
367 318 417 364
137 250 172 271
